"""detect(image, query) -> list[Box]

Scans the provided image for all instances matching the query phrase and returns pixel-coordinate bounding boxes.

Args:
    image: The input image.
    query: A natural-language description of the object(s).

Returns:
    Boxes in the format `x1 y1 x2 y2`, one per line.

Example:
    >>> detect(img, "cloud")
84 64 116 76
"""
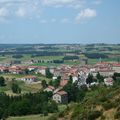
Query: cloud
93 0 102 5
61 18 70 23
0 7 9 17
51 18 56 23
0 0 99 23
40 19 47 23
0 7 10 23
16 7 26 17
42 0 85 9
43 0 76 5
75 8 97 22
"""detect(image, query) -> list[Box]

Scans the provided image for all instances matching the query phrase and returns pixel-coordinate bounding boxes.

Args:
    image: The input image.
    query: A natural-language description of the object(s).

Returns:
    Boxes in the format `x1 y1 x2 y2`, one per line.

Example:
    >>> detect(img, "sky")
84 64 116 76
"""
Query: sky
0 0 120 44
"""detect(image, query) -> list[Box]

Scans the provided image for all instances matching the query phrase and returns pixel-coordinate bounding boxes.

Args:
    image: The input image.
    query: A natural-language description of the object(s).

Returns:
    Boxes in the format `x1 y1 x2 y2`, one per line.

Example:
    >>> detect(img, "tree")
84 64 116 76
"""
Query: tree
86 73 94 85
41 80 47 88
53 79 60 88
63 81 85 102
0 108 4 119
0 76 5 86
96 72 104 83
11 83 21 94
69 75 73 84
45 68 53 79
24 69 29 74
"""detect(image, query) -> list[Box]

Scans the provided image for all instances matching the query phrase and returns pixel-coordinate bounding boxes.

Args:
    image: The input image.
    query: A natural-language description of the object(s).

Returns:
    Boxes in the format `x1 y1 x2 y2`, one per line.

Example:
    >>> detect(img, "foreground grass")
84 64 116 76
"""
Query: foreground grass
7 114 50 120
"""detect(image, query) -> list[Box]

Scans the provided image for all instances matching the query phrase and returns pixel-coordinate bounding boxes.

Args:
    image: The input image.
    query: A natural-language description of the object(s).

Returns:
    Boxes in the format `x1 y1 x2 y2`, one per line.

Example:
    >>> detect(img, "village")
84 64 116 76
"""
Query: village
0 61 120 104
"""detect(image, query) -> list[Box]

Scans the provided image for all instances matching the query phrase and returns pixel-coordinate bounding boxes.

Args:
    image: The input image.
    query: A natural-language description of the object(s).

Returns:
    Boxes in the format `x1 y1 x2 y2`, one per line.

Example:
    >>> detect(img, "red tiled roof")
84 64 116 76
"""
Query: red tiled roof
57 91 67 95
48 86 55 90
112 63 120 67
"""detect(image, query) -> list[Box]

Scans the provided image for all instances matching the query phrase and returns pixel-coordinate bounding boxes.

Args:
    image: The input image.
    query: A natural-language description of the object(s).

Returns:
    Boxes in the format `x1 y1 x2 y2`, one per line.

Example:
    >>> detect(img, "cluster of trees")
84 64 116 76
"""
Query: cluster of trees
63 76 85 102
112 72 120 84
32 59 64 64
45 68 53 79
84 53 108 59
12 55 23 59
41 76 61 89
53 60 64 64
63 56 79 60
30 51 63 57
0 77 5 87
86 72 104 85
86 73 103 84
0 91 58 119
11 82 21 94
49 76 61 88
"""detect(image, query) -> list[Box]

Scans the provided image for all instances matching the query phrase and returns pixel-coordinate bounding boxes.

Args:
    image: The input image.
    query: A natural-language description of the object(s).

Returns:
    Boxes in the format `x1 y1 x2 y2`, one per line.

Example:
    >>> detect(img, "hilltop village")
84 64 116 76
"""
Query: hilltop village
0 61 120 104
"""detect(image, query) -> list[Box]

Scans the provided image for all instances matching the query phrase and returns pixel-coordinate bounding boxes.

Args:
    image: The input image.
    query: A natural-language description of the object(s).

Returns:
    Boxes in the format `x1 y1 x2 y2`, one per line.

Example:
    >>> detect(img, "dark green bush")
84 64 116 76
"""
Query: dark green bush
87 110 102 120
58 111 65 118
102 102 114 110
114 111 120 119
48 114 58 120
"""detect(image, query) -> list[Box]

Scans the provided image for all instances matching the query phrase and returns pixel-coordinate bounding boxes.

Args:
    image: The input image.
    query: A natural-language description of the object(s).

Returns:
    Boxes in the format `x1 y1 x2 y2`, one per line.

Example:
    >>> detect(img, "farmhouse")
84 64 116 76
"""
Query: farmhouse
20 75 37 84
92 69 115 77
28 66 38 71
112 63 120 73
53 90 68 104
104 77 113 86
35 66 47 75
0 66 8 73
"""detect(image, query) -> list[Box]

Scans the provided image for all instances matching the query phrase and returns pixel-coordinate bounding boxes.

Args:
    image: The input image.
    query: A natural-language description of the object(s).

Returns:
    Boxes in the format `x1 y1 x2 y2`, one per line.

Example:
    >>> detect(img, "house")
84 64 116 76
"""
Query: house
92 69 115 77
73 72 87 87
20 75 37 84
53 90 68 104
44 86 55 92
112 63 120 73
72 76 78 83
53 69 62 77
28 66 38 71
104 77 113 86
35 66 47 75
9 66 23 74
0 66 8 73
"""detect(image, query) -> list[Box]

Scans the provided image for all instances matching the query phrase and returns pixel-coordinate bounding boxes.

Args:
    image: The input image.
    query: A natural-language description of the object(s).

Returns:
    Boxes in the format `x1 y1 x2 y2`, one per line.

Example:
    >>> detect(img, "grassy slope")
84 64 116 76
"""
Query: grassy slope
53 84 120 120
0 73 51 95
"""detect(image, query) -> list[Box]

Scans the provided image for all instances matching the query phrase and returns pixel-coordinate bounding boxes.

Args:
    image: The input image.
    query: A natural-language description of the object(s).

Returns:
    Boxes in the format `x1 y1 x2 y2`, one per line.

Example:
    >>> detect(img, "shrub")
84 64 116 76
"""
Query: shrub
87 110 102 120
99 96 107 103
100 115 105 120
102 102 114 110
114 111 120 119
58 111 65 118
43 111 48 116
48 114 58 120
114 106 120 119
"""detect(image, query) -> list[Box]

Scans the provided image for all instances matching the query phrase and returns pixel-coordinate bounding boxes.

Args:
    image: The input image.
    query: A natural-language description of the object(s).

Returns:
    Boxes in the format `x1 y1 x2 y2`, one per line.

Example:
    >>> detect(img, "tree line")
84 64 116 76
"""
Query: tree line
0 91 58 119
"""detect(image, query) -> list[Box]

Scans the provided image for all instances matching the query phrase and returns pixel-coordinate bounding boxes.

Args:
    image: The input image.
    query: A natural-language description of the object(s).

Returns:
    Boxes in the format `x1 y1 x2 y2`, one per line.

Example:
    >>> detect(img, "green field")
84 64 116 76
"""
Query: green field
7 114 50 120
0 73 51 95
